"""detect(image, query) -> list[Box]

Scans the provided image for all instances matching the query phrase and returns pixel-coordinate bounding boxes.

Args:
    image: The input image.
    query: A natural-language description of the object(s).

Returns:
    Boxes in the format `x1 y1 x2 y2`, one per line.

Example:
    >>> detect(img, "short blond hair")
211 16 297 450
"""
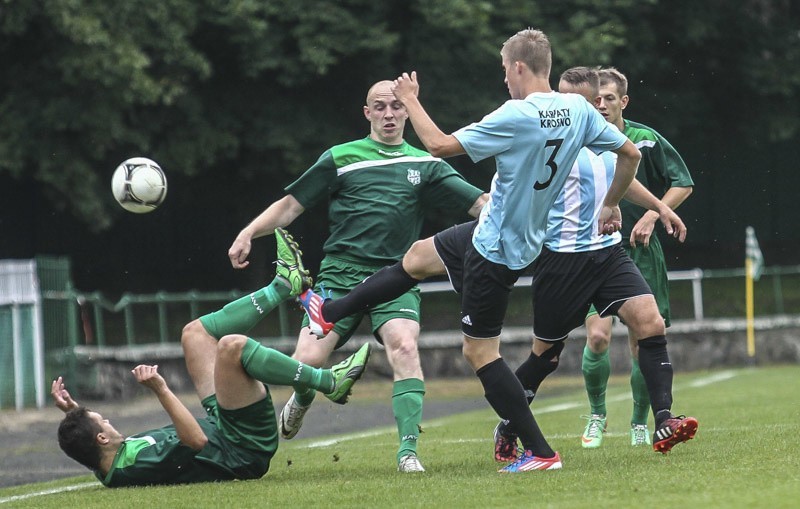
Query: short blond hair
598 67 628 96
559 66 600 97
501 28 552 78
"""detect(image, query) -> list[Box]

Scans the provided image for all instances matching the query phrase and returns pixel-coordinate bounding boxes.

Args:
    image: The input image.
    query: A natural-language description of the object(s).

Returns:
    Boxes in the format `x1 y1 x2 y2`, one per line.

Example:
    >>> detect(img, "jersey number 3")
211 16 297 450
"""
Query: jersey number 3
534 138 564 190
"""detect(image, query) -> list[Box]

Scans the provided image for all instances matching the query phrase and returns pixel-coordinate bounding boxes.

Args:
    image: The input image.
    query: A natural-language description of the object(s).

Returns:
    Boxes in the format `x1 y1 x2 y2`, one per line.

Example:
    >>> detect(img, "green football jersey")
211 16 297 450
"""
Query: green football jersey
286 137 483 265
621 119 694 244
97 417 270 487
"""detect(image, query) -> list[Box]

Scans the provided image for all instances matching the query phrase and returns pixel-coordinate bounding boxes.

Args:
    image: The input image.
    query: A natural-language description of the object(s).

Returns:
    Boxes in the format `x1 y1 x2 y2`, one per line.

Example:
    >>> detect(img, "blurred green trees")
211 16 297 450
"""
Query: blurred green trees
1 0 797 250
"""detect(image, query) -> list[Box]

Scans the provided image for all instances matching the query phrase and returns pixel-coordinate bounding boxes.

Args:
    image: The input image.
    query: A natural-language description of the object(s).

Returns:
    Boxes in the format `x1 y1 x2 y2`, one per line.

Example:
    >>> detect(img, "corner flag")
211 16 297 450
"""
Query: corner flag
744 226 764 361
746 226 763 281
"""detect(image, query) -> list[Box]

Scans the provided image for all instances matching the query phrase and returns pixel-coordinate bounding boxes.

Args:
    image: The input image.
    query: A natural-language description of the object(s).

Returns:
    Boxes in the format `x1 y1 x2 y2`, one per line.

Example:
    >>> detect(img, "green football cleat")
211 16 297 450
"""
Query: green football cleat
274 227 312 296
325 343 371 404
580 414 607 449
630 424 652 446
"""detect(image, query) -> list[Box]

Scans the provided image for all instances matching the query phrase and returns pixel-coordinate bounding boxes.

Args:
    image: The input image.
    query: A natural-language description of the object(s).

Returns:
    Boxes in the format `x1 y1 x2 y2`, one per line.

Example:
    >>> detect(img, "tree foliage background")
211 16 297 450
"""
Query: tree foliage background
1 0 798 292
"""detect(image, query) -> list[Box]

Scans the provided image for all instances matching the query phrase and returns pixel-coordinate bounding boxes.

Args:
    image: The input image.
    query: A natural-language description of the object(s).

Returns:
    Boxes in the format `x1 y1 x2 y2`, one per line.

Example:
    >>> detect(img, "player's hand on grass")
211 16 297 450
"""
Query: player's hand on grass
51 376 79 412
132 365 168 394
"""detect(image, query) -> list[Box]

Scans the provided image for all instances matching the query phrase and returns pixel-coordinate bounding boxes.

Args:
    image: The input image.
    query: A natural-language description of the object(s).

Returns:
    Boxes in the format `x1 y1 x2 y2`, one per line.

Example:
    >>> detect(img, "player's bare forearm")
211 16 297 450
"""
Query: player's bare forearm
624 180 663 212
392 72 464 158
660 186 693 210
229 195 305 268
155 389 208 451
133 365 208 451
605 141 641 207
468 193 489 218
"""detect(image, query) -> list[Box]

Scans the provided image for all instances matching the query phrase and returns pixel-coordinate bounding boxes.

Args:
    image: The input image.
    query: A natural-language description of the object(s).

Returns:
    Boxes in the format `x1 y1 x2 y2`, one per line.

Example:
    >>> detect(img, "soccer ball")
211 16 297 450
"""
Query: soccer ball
111 157 168 213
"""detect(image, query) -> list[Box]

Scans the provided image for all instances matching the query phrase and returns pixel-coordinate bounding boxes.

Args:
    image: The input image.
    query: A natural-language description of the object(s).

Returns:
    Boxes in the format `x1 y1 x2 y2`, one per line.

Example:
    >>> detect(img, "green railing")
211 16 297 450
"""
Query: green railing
42 287 295 349
41 264 800 351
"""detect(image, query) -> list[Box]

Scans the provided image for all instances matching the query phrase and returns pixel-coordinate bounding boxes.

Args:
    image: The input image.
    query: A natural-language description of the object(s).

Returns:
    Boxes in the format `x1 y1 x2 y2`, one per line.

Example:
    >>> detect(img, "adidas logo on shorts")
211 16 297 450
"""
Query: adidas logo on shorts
461 315 472 326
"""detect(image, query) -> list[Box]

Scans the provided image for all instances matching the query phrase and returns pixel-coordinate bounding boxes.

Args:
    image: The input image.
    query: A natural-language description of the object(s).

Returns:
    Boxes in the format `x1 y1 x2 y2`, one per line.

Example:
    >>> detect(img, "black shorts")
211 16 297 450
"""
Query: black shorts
434 220 527 339
531 245 652 341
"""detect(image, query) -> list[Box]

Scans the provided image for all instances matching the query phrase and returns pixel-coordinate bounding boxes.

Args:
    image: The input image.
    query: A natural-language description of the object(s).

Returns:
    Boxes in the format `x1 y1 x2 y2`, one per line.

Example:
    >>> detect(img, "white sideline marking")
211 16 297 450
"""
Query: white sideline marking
302 371 737 449
0 482 99 505
686 370 736 387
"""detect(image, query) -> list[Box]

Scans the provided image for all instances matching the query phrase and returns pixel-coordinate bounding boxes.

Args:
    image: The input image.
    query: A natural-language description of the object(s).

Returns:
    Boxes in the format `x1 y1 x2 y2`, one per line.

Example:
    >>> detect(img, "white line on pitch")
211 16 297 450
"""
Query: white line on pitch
301 370 738 448
0 482 99 505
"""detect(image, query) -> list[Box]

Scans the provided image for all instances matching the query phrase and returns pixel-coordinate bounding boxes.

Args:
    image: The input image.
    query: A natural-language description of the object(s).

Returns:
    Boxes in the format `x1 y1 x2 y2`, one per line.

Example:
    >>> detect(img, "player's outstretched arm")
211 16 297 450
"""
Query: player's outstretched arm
228 194 305 269
133 365 208 451
392 72 465 158
51 376 80 413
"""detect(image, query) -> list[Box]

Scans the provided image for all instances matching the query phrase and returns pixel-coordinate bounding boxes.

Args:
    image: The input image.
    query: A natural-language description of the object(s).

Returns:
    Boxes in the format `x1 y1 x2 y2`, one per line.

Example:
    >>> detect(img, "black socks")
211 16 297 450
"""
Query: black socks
637 335 674 423
477 358 554 457
323 262 419 323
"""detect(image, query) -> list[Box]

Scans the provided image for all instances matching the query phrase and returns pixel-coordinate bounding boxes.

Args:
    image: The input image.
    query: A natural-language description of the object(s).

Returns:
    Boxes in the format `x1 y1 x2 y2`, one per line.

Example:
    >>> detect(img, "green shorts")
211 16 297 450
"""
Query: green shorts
302 256 421 348
586 238 671 327
199 393 278 478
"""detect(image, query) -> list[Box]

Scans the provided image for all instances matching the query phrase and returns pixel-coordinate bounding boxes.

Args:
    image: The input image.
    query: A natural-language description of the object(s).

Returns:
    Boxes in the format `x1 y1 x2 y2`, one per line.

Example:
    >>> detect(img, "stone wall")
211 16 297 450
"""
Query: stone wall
74 315 800 399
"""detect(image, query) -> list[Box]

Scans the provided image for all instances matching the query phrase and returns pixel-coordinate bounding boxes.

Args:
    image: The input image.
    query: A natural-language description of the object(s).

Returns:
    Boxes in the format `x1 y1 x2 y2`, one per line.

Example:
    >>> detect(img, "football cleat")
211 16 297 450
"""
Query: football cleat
279 392 311 439
580 414 607 449
298 287 334 338
630 424 652 446
274 227 312 296
398 454 426 473
498 450 562 473
324 343 371 404
653 415 698 453
493 420 522 462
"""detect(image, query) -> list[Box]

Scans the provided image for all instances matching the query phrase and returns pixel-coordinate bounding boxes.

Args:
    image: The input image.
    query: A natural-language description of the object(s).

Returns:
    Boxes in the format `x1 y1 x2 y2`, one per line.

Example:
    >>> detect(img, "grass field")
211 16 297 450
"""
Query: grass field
2 365 798 508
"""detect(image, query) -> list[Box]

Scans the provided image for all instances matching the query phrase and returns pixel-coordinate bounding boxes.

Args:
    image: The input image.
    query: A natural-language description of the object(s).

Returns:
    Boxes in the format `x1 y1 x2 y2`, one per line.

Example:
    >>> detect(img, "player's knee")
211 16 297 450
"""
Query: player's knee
403 240 434 279
386 335 420 364
629 311 665 339
217 334 248 358
181 319 206 347
586 327 611 352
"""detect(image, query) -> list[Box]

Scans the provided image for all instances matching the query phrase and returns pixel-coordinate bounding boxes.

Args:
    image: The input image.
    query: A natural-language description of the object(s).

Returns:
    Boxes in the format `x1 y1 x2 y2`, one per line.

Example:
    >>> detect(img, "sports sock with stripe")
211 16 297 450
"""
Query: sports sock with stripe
582 345 610 416
393 378 425 462
636 335 674 424
241 338 333 392
630 358 651 425
199 279 290 339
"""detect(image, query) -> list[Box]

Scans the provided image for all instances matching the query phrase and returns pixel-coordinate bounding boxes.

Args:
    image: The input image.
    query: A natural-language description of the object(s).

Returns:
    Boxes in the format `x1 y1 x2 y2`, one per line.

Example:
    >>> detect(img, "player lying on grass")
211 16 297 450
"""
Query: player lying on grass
51 228 371 487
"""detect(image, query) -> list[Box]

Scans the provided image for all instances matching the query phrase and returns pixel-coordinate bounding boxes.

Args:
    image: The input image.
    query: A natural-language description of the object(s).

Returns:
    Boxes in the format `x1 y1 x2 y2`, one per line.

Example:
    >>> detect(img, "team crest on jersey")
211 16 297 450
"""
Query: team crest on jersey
407 169 421 185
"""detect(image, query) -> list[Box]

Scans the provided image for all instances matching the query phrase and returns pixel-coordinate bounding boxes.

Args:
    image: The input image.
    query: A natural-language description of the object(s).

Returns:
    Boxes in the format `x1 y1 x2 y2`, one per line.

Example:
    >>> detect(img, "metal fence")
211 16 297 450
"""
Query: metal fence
41 264 800 348
3 260 798 409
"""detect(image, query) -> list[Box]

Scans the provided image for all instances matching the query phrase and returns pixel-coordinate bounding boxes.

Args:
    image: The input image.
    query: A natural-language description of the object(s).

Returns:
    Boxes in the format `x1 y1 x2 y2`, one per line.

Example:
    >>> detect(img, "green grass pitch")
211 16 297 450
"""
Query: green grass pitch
2 365 798 508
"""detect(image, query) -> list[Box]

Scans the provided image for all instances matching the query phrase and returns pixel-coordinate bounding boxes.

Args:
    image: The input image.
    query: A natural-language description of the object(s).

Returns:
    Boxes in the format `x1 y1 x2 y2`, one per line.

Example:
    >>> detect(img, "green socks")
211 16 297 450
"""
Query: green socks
393 378 425 461
294 386 317 407
199 279 290 338
241 338 333 393
582 345 610 416
630 358 651 425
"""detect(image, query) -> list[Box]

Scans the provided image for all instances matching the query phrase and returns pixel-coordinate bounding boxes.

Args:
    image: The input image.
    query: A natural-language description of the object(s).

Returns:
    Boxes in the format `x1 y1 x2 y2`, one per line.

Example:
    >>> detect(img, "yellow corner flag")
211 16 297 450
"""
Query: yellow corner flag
745 227 764 360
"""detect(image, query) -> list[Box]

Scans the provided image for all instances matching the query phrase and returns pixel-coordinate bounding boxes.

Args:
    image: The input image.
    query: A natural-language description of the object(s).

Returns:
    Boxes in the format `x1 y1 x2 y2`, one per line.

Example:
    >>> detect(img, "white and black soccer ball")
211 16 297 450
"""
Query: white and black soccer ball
111 157 168 213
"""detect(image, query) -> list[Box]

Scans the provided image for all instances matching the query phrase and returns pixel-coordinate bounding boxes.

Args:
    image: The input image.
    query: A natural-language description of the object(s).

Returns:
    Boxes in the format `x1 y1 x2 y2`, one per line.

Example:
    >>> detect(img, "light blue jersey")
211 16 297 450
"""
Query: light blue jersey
453 92 628 269
545 148 622 252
